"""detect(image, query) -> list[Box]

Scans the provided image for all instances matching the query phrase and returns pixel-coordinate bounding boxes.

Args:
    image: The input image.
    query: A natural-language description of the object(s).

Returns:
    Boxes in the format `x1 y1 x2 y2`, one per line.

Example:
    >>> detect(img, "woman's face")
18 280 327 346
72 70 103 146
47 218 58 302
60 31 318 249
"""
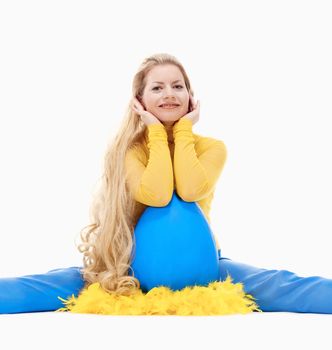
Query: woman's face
140 64 190 125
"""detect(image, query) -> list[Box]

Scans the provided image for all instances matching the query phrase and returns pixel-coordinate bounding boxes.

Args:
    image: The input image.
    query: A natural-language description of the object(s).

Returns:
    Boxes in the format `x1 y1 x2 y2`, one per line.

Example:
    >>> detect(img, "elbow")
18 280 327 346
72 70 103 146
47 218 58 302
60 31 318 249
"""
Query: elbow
139 186 173 207
157 196 172 207
177 182 211 202
148 194 172 207
176 189 194 202
177 192 199 203
156 189 173 206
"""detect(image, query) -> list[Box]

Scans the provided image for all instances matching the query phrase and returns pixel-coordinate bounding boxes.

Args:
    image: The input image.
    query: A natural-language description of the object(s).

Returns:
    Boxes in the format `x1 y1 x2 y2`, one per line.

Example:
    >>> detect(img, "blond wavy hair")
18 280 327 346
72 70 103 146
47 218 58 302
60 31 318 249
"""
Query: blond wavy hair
77 53 194 296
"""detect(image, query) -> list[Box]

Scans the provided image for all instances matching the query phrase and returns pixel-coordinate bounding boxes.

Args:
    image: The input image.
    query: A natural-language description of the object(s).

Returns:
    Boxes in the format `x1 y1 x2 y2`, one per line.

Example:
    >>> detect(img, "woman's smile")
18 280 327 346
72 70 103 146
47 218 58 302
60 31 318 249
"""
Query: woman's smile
159 104 180 109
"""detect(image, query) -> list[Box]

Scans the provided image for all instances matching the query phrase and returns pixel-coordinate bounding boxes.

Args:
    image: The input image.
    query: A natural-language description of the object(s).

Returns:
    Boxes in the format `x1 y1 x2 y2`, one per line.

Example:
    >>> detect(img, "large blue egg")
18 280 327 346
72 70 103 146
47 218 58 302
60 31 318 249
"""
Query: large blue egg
130 191 220 292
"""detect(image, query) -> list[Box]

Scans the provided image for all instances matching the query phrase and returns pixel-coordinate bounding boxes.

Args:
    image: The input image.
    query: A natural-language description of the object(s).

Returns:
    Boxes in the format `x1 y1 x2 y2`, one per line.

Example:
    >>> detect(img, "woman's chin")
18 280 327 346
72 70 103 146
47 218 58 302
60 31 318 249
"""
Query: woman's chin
156 113 186 123
159 118 181 125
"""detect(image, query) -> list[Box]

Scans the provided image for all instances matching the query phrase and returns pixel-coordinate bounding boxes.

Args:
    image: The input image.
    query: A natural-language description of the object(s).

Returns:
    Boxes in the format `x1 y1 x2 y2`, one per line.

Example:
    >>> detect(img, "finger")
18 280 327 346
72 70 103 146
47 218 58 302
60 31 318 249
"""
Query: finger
132 105 139 114
132 102 140 111
134 97 142 107
131 101 138 110
132 97 140 108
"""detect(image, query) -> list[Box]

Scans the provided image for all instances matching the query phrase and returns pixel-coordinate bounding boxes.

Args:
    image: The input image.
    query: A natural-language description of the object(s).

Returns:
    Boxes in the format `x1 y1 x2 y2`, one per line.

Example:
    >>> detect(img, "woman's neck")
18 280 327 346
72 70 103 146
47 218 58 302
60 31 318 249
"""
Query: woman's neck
163 122 174 144
144 121 175 144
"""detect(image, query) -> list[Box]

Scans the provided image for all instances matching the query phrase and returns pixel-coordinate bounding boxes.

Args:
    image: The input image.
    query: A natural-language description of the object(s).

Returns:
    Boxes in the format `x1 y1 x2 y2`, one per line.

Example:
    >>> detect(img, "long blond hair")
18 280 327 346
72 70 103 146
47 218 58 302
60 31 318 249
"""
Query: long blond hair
77 53 194 296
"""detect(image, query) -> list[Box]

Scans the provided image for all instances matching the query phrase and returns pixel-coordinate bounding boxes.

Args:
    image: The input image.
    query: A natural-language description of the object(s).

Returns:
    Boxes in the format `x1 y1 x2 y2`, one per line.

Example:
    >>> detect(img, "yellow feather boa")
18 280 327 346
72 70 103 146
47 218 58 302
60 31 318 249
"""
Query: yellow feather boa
56 275 262 316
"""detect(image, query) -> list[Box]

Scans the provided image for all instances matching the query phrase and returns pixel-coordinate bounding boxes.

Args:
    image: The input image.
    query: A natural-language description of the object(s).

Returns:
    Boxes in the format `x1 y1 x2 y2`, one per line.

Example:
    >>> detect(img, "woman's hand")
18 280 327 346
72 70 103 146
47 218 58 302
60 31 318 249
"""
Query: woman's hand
131 97 162 126
181 94 200 125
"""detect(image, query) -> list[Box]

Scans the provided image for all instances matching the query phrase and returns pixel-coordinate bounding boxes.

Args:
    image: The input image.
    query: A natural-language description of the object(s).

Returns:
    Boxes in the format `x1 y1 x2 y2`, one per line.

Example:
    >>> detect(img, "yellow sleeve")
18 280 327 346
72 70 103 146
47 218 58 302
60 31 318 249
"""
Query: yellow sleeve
173 118 227 202
125 123 174 206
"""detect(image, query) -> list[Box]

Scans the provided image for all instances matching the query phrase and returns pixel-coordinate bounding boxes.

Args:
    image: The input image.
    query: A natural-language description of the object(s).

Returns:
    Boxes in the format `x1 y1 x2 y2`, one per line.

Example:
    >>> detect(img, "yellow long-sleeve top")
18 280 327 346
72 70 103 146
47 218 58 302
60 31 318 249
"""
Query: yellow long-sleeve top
125 117 227 251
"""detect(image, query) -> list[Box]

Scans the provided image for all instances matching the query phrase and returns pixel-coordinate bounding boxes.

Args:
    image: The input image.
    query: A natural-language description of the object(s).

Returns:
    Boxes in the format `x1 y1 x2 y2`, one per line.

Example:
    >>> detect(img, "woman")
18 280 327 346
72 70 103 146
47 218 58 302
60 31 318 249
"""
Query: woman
1 53 332 314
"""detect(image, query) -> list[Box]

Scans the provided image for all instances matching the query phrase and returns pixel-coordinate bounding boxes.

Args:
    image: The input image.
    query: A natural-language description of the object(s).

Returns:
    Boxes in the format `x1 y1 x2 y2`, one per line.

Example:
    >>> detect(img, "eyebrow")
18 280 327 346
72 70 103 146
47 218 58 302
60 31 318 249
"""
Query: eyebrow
151 80 183 84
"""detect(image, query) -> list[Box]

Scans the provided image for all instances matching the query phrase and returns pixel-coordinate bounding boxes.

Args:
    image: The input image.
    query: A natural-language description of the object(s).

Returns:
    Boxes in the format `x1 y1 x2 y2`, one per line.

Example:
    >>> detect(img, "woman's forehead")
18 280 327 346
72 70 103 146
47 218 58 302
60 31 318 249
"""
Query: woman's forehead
145 65 184 83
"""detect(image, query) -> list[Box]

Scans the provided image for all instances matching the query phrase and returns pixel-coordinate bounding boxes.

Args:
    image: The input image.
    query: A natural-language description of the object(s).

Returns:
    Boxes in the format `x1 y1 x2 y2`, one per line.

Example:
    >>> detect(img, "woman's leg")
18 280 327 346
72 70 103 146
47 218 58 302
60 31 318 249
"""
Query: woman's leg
218 249 332 314
0 266 85 314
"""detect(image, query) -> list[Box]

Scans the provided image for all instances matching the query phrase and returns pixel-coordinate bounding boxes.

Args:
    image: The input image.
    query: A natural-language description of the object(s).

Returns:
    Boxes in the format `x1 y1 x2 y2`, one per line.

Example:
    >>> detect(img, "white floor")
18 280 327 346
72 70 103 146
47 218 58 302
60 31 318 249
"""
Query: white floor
1 311 331 350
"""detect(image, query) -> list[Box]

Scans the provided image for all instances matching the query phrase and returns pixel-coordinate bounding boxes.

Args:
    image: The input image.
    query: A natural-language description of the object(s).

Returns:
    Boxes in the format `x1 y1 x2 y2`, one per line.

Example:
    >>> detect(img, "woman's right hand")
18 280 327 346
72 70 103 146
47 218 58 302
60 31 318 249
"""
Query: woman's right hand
131 97 162 126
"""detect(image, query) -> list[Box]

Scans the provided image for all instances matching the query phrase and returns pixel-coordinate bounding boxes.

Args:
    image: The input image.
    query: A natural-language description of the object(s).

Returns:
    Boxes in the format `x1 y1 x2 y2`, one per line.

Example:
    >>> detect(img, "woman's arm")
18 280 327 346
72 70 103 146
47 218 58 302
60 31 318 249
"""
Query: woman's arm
173 118 227 202
125 123 174 206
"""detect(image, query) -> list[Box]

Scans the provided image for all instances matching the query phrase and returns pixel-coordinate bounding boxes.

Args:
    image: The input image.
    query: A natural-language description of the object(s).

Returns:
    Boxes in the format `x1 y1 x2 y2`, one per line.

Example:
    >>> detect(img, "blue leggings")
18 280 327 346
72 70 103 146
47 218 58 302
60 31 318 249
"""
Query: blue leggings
1 250 332 314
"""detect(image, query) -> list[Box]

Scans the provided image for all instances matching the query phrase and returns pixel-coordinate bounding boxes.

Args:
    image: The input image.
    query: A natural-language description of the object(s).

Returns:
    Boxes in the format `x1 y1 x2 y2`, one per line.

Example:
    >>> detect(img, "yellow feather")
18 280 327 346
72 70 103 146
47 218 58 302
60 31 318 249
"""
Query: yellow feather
56 275 262 316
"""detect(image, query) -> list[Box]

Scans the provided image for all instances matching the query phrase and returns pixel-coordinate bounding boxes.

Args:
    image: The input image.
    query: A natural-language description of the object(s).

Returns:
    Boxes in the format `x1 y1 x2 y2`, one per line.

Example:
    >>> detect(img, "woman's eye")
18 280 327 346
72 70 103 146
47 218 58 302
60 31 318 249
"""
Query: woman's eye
152 85 183 91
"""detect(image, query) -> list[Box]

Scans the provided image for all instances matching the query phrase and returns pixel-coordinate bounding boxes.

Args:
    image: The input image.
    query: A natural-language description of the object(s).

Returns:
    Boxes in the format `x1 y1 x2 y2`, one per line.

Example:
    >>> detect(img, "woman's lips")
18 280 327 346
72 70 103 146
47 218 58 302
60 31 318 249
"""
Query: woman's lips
159 104 180 109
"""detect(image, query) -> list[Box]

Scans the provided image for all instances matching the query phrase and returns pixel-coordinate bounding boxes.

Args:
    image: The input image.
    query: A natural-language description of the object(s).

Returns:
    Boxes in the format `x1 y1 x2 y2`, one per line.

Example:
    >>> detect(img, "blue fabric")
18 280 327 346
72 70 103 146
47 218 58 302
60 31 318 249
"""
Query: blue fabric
218 249 332 314
1 253 332 314
0 267 85 314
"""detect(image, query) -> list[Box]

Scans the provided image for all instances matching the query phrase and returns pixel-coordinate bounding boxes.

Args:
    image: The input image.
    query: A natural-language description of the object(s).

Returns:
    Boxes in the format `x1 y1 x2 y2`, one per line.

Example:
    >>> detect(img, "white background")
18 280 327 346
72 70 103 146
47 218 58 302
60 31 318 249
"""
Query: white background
1 1 332 349
0 0 331 279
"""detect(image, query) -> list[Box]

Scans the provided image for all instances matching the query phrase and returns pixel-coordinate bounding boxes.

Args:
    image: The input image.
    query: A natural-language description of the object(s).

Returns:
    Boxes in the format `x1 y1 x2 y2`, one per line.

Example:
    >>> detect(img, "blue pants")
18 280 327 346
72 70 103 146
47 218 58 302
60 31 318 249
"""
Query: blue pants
217 250 332 314
1 250 332 314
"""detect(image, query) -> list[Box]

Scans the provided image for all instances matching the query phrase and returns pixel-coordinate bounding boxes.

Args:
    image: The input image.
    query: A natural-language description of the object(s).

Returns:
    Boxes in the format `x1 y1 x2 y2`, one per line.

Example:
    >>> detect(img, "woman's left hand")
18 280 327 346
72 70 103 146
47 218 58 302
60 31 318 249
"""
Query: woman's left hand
181 94 200 125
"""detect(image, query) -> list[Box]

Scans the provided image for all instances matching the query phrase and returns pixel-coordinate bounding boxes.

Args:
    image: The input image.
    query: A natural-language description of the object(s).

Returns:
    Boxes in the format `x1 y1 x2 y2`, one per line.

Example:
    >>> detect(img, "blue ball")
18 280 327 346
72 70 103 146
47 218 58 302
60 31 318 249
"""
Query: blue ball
130 191 220 292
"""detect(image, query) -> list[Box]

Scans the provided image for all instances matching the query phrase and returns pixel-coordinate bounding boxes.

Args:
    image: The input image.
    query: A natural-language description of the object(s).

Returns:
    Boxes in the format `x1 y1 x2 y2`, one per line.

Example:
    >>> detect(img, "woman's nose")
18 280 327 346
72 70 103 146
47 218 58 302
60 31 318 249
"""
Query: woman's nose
163 86 175 97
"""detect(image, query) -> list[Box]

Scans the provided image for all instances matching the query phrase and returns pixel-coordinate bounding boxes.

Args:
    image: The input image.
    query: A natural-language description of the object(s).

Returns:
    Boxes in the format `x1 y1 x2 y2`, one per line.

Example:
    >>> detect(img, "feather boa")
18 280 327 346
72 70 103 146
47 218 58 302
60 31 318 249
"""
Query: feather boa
56 275 262 316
